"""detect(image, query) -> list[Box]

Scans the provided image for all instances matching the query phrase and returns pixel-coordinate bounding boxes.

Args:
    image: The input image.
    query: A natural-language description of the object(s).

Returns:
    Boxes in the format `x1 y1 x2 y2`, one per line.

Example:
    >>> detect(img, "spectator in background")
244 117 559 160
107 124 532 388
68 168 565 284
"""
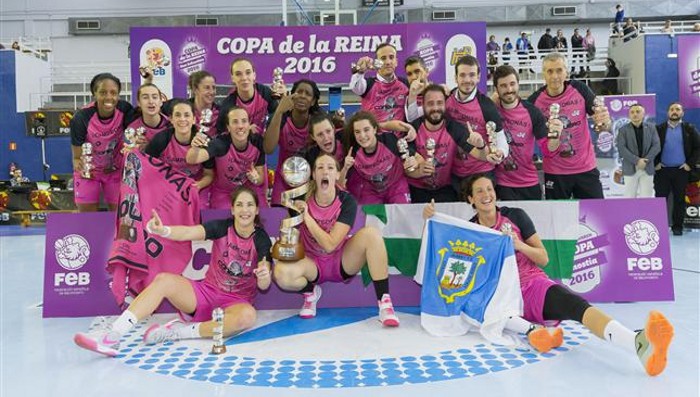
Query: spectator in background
660 20 674 34
616 104 661 198
553 29 568 52
623 18 639 42
11 41 20 51
693 22 700 32
602 58 621 95
613 5 625 36
502 37 513 65
583 29 596 77
516 32 530 74
487 35 501 53
571 28 585 78
537 28 555 57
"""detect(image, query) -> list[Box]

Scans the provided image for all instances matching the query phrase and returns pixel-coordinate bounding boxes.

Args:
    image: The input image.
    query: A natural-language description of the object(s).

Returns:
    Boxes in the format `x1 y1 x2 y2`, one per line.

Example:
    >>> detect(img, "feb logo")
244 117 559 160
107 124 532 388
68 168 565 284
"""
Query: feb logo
54 234 90 271
610 99 623 112
437 240 485 303
623 220 659 256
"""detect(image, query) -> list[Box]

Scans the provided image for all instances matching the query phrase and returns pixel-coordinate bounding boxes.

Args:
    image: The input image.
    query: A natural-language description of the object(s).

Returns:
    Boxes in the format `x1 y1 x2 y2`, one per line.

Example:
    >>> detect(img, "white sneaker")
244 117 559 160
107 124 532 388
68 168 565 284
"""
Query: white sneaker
378 294 400 327
143 319 185 345
74 329 121 357
299 285 322 319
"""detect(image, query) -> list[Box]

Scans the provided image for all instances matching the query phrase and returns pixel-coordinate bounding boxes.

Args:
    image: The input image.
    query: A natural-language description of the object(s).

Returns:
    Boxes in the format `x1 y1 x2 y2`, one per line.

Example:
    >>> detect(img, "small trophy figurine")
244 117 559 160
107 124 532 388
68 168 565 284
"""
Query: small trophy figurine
198 108 213 139
485 121 498 154
592 97 607 132
211 307 226 354
272 156 311 261
272 67 285 98
81 143 93 178
425 138 436 165
548 103 561 139
123 127 144 152
397 138 415 172
500 222 513 235
351 59 384 74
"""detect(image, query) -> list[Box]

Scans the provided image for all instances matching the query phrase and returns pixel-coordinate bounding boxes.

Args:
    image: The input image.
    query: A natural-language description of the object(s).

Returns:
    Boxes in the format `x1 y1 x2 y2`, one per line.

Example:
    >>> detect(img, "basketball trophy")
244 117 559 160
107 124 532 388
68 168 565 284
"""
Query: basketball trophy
272 67 285 98
211 307 226 354
548 103 561 139
397 138 416 172
351 59 384 74
81 143 93 178
592 97 607 132
272 156 311 261
485 121 498 154
198 108 213 140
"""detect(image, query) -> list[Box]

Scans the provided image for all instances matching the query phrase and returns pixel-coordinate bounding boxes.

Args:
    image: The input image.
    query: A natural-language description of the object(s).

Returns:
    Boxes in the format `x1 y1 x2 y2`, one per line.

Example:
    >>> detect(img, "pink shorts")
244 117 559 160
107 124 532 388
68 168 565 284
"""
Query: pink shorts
521 276 557 325
308 248 348 284
73 170 121 205
180 280 251 322
355 179 411 205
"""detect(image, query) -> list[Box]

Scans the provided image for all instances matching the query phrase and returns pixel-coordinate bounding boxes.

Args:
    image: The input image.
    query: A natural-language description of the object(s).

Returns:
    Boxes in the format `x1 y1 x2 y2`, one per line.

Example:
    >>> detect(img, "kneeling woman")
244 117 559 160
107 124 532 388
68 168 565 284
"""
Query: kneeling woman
273 153 400 327
74 187 272 357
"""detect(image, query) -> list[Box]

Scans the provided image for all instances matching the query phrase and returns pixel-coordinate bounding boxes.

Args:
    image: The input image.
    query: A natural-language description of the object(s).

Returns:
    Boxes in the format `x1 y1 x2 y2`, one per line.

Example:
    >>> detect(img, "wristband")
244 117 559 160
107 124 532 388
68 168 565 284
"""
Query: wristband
146 223 171 238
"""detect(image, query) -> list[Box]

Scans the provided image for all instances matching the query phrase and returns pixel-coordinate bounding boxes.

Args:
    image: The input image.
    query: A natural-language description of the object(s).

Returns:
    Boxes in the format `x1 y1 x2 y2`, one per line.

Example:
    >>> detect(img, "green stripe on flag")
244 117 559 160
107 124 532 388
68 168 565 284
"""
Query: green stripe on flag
361 238 422 285
541 239 576 279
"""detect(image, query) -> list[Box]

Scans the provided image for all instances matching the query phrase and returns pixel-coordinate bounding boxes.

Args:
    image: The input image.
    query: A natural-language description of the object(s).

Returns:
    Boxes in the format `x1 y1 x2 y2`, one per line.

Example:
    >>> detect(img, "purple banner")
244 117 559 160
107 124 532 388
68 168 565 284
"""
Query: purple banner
678 35 700 109
595 94 656 197
129 23 486 100
560 198 674 302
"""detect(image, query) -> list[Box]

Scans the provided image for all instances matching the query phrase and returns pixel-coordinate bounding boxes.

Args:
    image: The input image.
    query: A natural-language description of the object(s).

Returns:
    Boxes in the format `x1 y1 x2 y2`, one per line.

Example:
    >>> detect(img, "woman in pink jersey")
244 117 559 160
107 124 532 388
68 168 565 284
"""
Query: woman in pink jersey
125 83 170 144
264 79 321 206
144 100 214 191
272 153 400 327
71 73 135 212
160 71 221 138
187 107 267 209
426 174 673 375
74 187 272 357
301 112 346 167
340 111 420 204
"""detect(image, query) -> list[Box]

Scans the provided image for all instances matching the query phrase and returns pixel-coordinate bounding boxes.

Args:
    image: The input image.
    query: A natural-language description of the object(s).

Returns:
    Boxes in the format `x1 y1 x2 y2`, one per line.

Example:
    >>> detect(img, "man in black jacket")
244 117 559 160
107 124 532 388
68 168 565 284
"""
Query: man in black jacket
654 102 700 235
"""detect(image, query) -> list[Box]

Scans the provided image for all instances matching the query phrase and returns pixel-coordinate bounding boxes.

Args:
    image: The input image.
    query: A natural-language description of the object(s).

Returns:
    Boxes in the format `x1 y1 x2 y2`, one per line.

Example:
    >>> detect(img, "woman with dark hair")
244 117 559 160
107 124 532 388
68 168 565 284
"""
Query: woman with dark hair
187 106 267 209
341 110 419 204
156 70 221 137
272 153 400 327
602 58 621 95
74 187 272 357
125 83 170 143
264 78 322 206
70 73 135 212
144 100 214 191
424 173 674 375
302 112 346 167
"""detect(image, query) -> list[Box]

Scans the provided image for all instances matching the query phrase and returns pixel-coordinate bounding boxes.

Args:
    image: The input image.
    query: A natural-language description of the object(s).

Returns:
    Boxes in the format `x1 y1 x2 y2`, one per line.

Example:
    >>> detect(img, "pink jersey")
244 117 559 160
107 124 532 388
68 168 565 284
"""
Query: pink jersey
207 134 266 204
205 222 271 299
528 80 597 175
217 83 276 134
495 100 548 187
300 191 356 259
445 91 503 177
408 119 473 190
125 114 170 142
271 115 311 205
361 77 409 124
348 134 407 196
70 100 134 172
145 128 210 179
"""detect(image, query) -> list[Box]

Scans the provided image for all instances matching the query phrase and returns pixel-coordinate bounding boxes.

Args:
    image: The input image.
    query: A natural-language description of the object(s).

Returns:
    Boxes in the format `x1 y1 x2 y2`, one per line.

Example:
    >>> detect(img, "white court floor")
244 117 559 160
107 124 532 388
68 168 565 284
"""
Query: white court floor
1 227 698 397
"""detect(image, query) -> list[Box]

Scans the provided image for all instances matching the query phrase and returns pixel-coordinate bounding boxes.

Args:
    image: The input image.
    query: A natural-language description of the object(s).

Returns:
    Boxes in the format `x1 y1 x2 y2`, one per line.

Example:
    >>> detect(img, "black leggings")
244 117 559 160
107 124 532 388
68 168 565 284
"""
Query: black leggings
542 284 592 323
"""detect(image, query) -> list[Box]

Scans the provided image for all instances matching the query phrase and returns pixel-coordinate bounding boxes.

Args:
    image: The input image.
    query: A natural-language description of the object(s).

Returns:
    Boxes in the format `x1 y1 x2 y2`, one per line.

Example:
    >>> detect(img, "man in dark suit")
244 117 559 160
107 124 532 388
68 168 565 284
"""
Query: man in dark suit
616 104 660 198
654 102 700 235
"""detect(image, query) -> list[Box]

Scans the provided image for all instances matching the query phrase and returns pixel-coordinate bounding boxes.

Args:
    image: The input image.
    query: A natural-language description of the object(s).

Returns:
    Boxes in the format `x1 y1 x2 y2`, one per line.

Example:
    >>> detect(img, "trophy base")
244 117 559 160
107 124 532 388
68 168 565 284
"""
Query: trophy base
211 345 227 355
272 242 305 262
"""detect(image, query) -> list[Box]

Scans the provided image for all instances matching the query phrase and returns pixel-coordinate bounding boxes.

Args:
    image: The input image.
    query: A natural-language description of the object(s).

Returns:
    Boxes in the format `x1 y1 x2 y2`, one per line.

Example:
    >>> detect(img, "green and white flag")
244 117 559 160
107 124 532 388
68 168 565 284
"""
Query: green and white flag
362 201 579 281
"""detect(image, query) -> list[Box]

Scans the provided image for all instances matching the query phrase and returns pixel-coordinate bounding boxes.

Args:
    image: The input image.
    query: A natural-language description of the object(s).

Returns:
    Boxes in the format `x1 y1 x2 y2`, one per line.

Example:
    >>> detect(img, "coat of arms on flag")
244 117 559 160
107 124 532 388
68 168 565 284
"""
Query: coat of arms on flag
437 240 485 303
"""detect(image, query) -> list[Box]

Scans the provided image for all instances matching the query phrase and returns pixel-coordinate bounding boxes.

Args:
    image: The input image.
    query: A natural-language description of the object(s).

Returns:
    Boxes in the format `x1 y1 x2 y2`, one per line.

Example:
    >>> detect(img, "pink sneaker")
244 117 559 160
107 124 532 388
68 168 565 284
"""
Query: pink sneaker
74 330 120 357
378 294 400 327
299 285 322 319
143 319 185 345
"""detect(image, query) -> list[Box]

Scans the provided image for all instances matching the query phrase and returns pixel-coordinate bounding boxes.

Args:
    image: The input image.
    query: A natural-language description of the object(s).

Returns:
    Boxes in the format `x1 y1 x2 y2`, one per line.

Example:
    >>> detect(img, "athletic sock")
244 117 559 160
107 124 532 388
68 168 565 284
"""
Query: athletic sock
603 320 637 353
175 322 202 339
372 278 389 301
505 316 536 334
299 281 315 294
